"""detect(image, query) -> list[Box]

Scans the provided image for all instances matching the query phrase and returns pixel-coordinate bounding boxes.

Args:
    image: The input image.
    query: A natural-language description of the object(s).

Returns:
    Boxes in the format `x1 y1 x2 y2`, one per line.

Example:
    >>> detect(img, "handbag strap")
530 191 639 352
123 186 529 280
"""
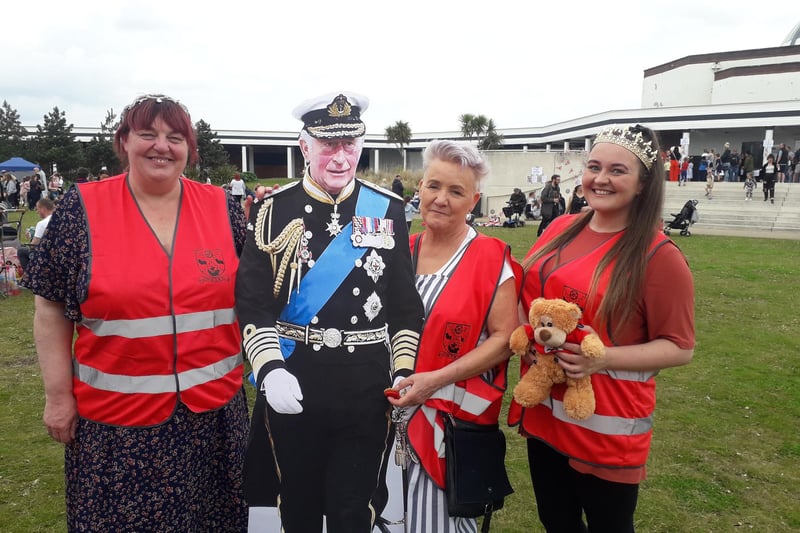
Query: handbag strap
482 505 493 533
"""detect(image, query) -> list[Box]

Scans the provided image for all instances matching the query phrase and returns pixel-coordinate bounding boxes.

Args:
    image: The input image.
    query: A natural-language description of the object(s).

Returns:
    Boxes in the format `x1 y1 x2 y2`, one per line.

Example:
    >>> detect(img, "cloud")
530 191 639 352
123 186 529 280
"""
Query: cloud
2 0 791 134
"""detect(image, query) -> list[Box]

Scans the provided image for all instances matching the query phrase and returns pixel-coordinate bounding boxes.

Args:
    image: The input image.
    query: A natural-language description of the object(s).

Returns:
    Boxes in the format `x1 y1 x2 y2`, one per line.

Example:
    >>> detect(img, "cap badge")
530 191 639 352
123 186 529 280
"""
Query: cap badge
327 94 352 118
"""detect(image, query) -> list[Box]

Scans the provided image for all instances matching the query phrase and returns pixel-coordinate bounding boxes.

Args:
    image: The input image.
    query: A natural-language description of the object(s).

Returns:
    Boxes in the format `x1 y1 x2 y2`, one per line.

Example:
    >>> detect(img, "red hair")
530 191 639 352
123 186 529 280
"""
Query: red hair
114 95 198 167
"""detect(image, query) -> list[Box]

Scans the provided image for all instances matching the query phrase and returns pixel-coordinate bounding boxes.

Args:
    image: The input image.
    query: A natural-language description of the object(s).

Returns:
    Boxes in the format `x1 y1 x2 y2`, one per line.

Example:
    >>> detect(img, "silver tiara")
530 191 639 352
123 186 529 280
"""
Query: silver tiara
593 125 658 171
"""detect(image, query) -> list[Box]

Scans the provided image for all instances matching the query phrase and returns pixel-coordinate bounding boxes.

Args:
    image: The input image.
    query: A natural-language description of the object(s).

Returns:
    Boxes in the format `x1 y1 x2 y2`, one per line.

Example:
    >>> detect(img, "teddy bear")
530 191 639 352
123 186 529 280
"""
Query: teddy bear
510 297 605 420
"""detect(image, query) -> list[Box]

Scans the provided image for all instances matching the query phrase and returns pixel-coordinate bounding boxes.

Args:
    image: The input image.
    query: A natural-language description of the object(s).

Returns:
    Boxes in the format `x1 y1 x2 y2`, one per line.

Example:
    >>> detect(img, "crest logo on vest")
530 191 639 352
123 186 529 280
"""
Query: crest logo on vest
195 249 230 282
562 285 588 310
441 322 471 359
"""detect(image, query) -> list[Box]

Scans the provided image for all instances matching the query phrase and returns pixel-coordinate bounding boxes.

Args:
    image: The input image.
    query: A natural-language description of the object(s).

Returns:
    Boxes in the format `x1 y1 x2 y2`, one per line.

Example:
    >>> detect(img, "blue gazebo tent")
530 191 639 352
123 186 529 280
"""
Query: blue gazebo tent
0 157 38 176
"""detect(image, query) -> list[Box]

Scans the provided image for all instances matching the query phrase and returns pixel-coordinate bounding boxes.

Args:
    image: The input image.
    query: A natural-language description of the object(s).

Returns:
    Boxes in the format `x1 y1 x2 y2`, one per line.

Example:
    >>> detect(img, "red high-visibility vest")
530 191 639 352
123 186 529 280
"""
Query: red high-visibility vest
73 175 243 426
407 234 521 487
509 215 671 469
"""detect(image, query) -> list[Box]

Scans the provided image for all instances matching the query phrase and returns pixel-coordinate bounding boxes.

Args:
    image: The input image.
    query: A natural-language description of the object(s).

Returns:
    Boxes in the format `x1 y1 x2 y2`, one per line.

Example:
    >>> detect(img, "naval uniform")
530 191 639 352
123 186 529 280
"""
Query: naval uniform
236 175 424 532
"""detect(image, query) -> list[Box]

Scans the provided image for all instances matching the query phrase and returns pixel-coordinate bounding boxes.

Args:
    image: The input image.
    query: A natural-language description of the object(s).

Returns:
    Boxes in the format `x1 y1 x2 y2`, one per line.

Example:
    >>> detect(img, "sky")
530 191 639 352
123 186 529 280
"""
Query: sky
3 1 797 135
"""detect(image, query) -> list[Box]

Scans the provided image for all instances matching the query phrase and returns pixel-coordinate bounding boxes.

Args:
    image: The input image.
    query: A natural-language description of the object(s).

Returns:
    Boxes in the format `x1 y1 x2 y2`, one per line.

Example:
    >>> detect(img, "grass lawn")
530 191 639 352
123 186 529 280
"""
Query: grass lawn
1 217 799 532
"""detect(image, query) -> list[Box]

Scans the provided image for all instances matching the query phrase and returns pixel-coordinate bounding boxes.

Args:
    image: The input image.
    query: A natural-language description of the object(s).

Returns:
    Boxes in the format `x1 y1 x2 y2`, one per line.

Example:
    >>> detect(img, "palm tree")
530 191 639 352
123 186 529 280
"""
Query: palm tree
458 113 477 139
478 119 504 150
385 120 412 170
459 114 503 149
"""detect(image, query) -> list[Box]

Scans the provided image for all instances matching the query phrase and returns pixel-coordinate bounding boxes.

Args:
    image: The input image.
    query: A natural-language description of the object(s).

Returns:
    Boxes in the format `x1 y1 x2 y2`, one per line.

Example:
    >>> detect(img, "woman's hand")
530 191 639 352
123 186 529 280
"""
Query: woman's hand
558 325 606 379
521 348 537 367
43 392 77 444
387 372 442 408
556 350 606 380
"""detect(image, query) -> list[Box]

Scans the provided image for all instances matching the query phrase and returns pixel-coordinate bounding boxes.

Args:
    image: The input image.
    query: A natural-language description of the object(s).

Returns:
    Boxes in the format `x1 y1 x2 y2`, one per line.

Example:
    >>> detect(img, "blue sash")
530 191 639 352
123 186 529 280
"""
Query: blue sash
278 185 390 358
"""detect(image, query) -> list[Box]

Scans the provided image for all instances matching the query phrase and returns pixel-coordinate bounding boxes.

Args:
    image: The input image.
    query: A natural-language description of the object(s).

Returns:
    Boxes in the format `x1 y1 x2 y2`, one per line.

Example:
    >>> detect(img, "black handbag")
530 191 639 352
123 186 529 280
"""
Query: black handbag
443 414 513 531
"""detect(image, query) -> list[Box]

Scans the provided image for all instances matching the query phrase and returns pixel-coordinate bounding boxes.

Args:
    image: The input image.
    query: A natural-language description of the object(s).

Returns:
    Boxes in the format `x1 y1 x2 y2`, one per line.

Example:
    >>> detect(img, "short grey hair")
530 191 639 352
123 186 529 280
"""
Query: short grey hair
422 140 490 190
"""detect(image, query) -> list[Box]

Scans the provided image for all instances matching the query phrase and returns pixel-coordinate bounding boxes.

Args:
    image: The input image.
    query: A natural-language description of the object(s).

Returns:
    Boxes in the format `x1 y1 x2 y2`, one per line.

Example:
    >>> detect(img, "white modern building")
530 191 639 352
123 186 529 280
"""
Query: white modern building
67 31 800 185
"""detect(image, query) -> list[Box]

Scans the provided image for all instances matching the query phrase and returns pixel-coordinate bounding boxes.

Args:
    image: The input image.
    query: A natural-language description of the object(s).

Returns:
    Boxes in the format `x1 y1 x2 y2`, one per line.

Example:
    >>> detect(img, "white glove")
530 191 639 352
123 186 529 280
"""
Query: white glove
390 376 419 423
262 368 303 414
392 375 407 391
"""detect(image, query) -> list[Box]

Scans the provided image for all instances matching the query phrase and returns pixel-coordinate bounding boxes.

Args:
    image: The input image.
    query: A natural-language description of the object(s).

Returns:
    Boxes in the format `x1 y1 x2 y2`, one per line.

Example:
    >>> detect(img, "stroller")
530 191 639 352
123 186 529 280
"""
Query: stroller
663 199 699 237
502 200 525 228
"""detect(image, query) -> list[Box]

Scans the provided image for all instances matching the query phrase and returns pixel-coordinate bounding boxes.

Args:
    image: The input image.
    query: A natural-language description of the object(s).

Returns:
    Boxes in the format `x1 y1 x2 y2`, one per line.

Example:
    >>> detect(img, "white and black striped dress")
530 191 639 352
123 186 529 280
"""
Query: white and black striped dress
408 227 512 533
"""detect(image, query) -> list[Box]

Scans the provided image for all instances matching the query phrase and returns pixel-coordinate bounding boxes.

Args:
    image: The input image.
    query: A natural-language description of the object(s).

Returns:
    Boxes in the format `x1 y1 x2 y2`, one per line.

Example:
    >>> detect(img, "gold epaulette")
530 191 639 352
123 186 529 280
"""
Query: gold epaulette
254 198 305 301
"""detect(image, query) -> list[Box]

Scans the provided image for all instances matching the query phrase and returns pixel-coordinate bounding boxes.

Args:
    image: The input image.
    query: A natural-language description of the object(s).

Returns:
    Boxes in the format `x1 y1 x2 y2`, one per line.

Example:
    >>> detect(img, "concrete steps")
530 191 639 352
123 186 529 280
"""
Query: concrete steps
663 181 799 236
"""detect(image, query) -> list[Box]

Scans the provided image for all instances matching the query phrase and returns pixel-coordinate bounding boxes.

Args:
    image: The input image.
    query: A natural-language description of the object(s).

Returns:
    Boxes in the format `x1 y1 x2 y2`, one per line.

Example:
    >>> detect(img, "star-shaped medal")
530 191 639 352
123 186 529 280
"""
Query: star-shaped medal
326 211 343 236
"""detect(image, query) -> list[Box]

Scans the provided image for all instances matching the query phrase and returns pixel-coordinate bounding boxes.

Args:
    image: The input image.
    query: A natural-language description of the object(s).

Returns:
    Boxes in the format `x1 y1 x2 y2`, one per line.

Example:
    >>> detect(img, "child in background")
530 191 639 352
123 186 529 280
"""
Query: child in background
403 195 417 231
705 171 715 199
687 160 694 183
743 175 755 201
679 158 689 186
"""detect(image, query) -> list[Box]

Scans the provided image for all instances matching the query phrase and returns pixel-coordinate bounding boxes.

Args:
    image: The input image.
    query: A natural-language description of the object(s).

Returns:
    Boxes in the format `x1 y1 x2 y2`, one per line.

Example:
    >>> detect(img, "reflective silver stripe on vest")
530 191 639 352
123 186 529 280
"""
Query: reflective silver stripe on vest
598 369 659 382
430 383 492 417
73 353 243 394
80 308 237 338
546 397 653 435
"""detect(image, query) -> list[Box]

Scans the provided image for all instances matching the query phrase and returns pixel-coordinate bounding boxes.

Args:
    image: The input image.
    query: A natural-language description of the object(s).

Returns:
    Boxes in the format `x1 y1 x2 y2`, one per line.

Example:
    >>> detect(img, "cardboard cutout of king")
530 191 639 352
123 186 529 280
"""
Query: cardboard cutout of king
236 92 424 532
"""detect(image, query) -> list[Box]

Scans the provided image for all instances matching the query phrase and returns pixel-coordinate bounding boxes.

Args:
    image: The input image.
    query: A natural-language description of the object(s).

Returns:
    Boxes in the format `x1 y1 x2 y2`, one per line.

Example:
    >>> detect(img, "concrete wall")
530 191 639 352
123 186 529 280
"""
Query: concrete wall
642 52 800 108
479 150 587 217
713 71 800 105
642 64 714 108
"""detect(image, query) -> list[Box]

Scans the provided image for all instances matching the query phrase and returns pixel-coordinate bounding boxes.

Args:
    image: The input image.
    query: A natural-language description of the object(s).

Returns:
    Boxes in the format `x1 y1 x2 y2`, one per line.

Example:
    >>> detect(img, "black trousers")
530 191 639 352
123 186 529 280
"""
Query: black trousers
527 438 639 533
250 349 392 532
537 213 559 236
763 181 775 200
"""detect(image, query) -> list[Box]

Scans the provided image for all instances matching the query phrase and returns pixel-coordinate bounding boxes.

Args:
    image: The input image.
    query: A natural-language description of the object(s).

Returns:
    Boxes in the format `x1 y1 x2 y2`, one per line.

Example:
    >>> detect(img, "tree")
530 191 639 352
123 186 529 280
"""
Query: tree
34 106 85 177
0 100 30 162
477 119 504 150
84 108 121 174
385 120 412 170
459 114 503 150
194 119 229 183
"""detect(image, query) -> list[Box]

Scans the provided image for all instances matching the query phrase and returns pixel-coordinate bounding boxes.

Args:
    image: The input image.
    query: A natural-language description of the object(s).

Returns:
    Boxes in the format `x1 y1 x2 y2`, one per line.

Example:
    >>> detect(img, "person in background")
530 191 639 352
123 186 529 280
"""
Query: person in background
4 173 19 207
509 124 694 533
705 168 715 199
743 174 756 201
229 172 246 203
776 143 790 183
679 157 689 186
525 191 541 220
29 176 45 209
33 165 48 192
387 139 521 531
761 153 778 204
668 146 681 182
0 171 7 203
730 148 740 182
567 183 589 214
742 151 755 188
74 167 90 184
793 148 800 183
24 94 249 531
720 142 732 182
49 173 63 200
392 174 405 197
19 176 31 208
509 186 526 211
537 174 562 236
236 91 424 532
17 197 55 271
404 194 417 231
